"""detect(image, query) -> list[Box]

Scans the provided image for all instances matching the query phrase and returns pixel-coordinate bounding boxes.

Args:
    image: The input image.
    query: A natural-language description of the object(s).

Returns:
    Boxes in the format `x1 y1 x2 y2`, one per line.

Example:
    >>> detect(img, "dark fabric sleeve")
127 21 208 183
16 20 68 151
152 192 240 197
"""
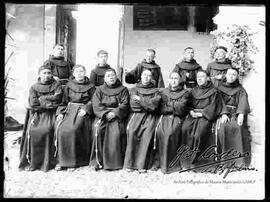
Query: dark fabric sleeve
40 82 63 102
44 59 58 78
218 92 230 115
160 102 174 114
180 70 187 84
129 88 143 111
157 68 165 88
206 64 211 75
112 88 130 119
201 91 223 121
139 91 162 112
92 88 111 119
39 83 63 110
236 88 250 115
43 59 50 66
172 64 180 73
89 70 97 86
173 91 191 117
28 86 40 107
56 85 69 116
68 61 74 80
125 63 141 84
160 94 174 114
81 86 96 115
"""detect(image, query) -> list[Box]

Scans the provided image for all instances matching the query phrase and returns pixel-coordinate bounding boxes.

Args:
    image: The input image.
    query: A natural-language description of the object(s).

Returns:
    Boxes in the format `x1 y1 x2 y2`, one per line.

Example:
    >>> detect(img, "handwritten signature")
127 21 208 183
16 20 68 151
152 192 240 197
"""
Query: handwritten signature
169 144 257 179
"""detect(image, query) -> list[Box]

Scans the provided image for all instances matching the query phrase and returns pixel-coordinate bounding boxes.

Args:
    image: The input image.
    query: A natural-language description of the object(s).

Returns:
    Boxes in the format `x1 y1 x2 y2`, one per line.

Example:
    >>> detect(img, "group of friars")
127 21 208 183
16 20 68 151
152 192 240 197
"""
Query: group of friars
19 44 251 174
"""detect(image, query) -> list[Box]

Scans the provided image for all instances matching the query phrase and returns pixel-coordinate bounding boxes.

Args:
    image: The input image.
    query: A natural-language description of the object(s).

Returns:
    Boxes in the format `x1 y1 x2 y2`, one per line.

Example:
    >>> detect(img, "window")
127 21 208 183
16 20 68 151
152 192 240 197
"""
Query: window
133 5 218 33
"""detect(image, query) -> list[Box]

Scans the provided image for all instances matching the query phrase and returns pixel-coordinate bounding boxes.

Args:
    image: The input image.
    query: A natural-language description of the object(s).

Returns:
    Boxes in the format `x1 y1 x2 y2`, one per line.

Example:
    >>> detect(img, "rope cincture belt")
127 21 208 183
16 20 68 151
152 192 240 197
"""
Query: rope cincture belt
54 102 73 157
226 105 237 121
26 112 37 164
54 119 64 158
126 113 136 132
193 108 203 113
94 119 103 169
226 105 236 109
214 117 221 161
153 115 163 150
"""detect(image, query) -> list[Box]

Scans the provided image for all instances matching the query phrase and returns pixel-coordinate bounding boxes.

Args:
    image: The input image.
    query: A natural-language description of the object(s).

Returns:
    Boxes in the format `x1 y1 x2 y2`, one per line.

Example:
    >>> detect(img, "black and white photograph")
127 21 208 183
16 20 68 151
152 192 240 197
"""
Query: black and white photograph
3 3 265 199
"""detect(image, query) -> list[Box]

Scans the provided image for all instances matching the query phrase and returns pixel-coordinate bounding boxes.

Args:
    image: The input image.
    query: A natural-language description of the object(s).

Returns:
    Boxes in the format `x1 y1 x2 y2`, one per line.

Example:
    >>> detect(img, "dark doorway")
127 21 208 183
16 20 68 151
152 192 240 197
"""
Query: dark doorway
56 4 77 63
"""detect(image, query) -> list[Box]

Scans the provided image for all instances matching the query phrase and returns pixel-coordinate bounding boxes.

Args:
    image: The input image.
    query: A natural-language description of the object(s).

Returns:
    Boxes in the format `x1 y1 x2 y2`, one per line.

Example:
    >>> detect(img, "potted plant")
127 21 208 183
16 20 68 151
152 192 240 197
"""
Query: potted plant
210 24 259 82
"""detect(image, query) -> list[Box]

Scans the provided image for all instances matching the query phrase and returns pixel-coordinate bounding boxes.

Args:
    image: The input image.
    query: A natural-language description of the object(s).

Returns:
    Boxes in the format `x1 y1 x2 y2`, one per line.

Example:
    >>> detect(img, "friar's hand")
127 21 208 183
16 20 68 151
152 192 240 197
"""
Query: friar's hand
215 74 223 80
195 112 203 118
221 114 230 124
57 114 64 122
53 76 60 81
106 112 116 121
132 95 141 102
78 109 86 117
237 113 244 126
190 110 197 118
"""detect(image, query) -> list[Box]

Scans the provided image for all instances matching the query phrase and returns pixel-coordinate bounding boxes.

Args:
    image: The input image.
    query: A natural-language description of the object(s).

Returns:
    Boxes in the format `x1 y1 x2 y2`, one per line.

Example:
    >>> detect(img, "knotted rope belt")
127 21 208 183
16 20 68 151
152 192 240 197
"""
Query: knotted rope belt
26 112 37 164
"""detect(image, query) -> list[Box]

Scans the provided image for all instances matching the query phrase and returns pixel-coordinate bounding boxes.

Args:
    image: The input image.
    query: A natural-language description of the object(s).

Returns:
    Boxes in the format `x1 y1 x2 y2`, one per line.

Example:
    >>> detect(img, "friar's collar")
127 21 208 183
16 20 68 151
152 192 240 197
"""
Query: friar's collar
217 78 243 96
96 63 111 69
48 55 68 67
99 79 126 96
66 77 94 93
49 55 65 60
208 60 232 71
92 64 113 75
140 59 160 69
160 85 188 100
33 77 60 93
192 81 217 99
176 59 201 70
134 81 159 95
215 59 231 65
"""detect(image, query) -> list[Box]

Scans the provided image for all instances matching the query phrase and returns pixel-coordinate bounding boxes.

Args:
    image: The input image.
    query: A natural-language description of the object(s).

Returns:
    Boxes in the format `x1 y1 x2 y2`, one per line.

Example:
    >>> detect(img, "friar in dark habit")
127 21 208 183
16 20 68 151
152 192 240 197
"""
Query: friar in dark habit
181 70 224 169
173 47 202 89
89 50 114 87
44 43 74 86
89 69 130 171
155 71 191 174
206 46 233 87
123 69 162 173
54 65 96 171
217 67 251 167
19 65 62 172
125 49 165 88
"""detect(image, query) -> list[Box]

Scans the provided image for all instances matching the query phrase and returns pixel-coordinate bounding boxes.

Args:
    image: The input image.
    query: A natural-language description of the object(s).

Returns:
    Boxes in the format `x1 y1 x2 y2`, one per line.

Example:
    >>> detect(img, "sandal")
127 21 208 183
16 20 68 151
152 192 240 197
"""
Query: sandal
54 165 63 171
138 169 147 173
125 168 133 172
67 168 76 172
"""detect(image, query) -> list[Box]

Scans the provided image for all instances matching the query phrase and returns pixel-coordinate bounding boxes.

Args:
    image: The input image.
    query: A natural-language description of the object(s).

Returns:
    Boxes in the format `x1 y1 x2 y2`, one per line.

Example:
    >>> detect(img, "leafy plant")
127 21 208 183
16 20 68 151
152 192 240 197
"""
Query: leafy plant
210 24 259 79
5 66 15 115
